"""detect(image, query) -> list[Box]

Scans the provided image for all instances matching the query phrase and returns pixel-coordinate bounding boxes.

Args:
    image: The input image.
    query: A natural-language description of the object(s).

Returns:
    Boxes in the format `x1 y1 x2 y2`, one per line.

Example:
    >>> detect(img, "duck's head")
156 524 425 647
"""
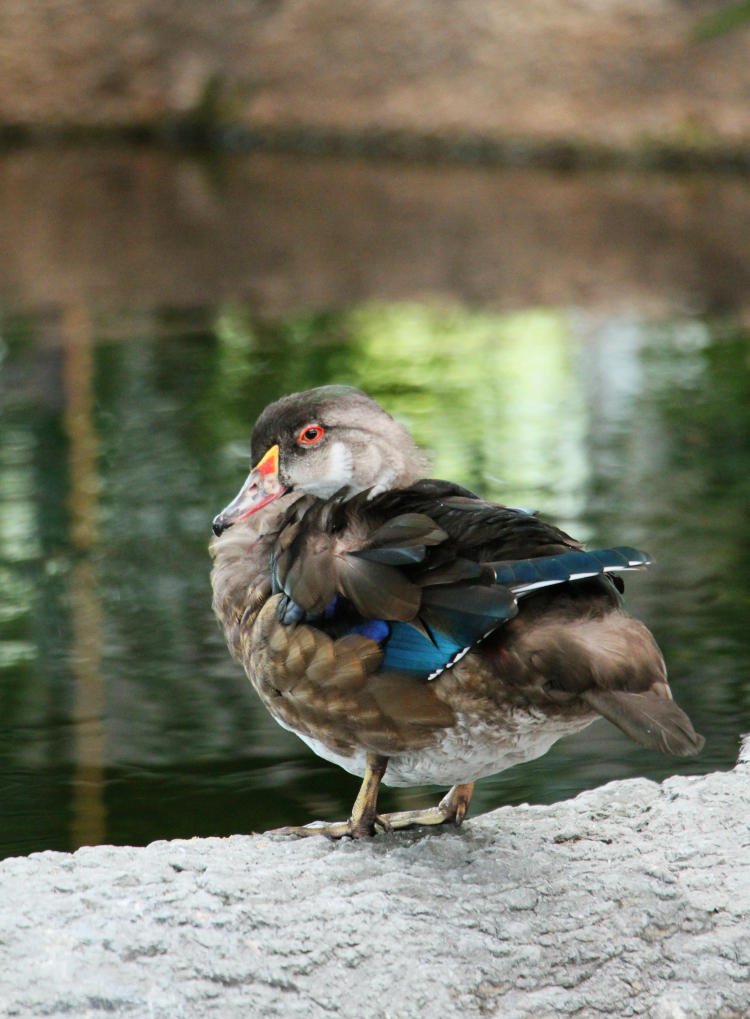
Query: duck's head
211 385 429 536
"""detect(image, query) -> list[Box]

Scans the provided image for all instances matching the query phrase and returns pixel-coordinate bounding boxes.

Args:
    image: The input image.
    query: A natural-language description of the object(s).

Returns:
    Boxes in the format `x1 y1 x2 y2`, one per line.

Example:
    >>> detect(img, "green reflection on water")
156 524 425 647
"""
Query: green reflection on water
1 303 749 858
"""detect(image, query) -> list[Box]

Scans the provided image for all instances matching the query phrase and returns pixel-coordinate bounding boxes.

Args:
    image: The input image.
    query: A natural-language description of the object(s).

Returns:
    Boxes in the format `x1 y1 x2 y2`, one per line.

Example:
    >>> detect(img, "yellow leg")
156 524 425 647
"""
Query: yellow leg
348 752 389 836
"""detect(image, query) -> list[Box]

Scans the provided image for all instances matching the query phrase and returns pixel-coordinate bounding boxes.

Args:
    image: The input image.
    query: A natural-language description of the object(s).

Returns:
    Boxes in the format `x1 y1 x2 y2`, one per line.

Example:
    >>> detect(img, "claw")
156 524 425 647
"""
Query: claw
374 814 394 835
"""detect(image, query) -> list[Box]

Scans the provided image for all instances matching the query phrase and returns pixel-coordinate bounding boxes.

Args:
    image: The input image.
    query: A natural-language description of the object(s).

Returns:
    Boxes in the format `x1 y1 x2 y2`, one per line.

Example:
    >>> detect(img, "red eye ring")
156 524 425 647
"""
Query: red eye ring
298 424 325 446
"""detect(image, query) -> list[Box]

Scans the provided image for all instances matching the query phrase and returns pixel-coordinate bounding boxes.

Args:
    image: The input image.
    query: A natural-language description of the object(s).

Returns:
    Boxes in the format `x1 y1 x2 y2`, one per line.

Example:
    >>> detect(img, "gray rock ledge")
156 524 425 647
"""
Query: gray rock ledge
2 763 749 1019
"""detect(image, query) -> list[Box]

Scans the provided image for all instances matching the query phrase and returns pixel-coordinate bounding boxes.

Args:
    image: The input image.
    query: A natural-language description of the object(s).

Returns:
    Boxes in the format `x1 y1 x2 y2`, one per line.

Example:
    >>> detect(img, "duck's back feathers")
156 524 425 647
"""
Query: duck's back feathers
368 480 579 562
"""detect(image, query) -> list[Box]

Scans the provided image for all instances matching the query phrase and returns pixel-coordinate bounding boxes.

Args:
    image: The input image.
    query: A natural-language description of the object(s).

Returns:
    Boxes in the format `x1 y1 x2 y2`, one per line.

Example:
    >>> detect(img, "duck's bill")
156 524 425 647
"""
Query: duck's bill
212 445 285 536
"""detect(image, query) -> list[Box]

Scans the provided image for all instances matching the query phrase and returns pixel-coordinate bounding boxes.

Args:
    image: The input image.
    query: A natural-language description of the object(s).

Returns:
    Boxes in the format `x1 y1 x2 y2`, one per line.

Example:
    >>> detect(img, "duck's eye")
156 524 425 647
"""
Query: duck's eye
297 425 325 446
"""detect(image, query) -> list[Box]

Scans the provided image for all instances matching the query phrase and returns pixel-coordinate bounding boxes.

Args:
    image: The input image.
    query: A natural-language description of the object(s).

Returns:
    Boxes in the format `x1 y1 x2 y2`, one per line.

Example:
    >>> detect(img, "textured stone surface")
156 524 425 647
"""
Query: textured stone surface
1 762 748 1018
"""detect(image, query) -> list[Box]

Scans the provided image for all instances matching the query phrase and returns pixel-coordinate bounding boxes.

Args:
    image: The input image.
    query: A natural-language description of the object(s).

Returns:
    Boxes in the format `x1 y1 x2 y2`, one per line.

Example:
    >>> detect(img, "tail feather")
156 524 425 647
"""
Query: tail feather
583 688 705 756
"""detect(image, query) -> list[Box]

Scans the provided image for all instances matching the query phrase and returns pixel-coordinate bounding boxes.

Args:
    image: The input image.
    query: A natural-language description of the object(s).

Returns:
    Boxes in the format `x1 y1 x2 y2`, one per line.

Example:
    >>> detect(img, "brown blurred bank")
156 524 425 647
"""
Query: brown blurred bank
1 1 749 155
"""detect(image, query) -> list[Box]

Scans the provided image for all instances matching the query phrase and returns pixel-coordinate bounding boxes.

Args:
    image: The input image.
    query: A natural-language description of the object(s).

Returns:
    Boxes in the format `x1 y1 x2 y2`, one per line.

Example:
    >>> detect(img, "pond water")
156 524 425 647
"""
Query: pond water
1 300 749 859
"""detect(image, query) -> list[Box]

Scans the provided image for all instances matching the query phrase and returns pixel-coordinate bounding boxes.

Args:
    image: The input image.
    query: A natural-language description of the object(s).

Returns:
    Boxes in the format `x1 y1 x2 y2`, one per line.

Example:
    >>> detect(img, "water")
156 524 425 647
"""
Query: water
1 298 749 860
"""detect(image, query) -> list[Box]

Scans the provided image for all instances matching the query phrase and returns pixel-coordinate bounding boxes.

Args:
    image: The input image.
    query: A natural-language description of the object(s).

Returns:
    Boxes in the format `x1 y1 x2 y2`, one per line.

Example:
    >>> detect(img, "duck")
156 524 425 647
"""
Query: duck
210 384 703 838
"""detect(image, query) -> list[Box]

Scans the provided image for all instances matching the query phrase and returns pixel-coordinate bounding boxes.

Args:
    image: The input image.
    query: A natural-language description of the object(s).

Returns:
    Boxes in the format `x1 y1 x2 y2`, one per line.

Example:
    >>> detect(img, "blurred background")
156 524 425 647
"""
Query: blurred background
1 1 750 859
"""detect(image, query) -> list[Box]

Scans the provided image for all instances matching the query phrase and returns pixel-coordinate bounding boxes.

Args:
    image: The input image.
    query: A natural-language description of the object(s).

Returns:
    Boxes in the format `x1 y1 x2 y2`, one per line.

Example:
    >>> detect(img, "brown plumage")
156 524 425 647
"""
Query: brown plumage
210 385 703 837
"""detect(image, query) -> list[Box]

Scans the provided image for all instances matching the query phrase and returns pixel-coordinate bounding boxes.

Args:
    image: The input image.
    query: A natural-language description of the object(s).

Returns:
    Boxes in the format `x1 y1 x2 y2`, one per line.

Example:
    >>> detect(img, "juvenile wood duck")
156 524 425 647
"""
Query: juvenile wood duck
210 385 703 838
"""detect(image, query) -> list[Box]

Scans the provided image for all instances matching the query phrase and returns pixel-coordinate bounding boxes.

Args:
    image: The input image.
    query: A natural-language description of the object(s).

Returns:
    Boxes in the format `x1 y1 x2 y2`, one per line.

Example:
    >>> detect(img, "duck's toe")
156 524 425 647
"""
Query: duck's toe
268 818 364 839
374 781 474 831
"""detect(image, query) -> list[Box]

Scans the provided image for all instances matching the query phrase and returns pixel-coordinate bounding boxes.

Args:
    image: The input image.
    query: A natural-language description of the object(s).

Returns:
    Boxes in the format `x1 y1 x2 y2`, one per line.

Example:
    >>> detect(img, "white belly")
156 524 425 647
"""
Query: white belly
290 710 595 788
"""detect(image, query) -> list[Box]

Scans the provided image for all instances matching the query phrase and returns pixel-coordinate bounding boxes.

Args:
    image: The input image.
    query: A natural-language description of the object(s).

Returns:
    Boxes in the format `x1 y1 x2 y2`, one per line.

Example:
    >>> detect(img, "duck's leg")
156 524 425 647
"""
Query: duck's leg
348 752 390 836
270 752 390 839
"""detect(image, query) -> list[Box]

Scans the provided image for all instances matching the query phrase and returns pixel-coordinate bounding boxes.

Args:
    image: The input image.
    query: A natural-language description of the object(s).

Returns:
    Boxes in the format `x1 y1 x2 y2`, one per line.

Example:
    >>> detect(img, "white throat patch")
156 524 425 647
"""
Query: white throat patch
303 440 354 498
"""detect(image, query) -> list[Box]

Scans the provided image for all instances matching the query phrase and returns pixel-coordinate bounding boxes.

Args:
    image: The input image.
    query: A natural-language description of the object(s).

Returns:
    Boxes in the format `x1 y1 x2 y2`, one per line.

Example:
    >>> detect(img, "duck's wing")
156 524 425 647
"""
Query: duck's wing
270 488 651 683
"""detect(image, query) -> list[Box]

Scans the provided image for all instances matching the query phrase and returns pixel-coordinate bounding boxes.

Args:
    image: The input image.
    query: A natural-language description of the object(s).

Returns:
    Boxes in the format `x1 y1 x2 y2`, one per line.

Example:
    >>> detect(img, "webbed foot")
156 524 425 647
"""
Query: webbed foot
268 782 474 839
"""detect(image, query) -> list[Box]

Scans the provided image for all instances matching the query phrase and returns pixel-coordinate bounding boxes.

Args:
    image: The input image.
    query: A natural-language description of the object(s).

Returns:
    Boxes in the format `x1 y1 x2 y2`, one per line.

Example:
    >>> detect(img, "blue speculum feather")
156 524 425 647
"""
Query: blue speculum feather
382 621 473 676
